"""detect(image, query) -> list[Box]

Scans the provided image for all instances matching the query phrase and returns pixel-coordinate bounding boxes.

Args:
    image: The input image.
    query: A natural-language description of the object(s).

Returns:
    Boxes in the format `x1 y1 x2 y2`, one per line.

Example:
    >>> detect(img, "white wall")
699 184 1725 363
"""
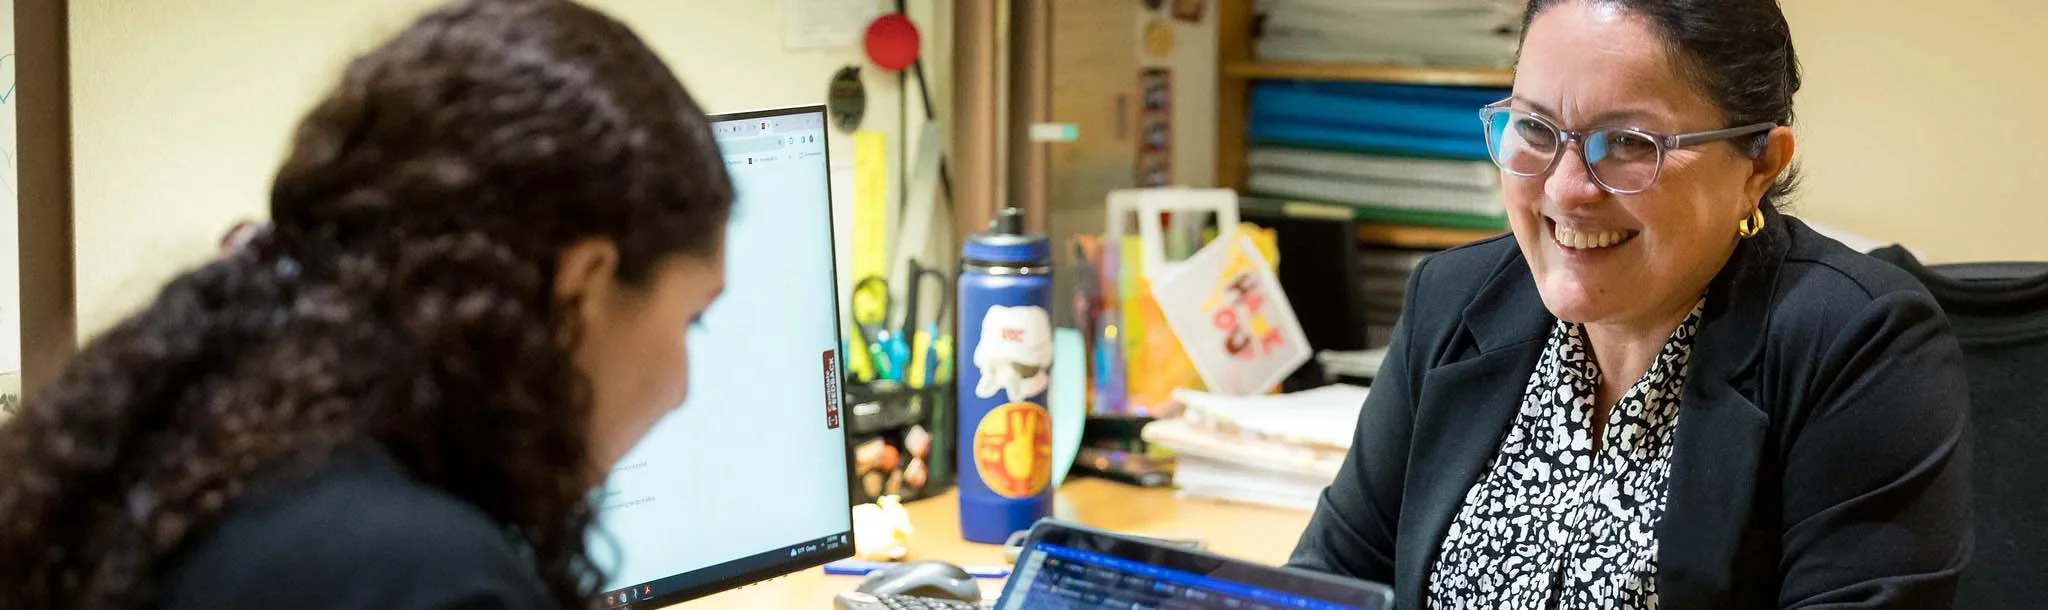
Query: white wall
70 0 952 337
1783 0 2048 263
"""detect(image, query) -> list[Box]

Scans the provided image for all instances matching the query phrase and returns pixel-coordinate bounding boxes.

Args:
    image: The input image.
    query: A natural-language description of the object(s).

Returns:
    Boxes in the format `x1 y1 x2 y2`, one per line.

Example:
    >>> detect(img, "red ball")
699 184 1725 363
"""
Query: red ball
864 13 920 72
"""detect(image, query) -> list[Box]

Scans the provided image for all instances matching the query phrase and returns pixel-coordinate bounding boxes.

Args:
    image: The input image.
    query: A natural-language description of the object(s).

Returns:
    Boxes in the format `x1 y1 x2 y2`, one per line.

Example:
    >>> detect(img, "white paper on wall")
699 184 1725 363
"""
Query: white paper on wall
784 0 881 50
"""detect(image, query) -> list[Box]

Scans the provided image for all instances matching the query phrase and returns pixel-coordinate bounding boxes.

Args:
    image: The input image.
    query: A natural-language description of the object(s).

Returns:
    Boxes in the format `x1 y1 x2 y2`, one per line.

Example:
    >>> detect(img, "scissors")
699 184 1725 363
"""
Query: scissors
897 260 951 388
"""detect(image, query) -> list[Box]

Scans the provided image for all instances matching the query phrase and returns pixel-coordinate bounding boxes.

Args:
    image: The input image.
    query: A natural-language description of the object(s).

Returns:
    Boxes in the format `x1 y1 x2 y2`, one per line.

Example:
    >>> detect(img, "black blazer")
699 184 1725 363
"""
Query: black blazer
1289 210 1971 609
154 443 552 610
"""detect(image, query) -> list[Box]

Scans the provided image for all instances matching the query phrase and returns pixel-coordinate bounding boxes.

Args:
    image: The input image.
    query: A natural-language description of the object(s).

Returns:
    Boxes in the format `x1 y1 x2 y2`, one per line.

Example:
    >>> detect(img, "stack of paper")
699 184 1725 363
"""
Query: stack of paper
1142 385 1369 511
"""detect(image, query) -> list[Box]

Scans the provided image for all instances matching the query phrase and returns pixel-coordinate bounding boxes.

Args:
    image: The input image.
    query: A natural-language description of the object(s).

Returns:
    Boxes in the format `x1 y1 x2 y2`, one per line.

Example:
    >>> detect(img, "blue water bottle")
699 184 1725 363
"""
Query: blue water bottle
956 207 1055 544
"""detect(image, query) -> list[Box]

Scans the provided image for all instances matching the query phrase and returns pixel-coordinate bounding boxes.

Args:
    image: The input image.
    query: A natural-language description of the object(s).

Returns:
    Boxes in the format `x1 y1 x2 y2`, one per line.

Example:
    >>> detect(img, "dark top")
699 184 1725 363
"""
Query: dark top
1869 245 2048 609
1289 209 1972 610
154 443 553 610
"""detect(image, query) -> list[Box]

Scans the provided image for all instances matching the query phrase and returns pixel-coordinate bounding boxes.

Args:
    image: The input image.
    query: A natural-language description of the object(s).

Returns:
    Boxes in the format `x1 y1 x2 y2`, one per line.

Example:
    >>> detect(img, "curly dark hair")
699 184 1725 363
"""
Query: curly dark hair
0 0 733 608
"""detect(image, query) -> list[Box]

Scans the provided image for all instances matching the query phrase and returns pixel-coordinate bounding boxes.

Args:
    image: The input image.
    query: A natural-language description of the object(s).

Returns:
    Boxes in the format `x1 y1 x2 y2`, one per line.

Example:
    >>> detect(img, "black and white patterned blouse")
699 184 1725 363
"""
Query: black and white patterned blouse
1426 300 1705 609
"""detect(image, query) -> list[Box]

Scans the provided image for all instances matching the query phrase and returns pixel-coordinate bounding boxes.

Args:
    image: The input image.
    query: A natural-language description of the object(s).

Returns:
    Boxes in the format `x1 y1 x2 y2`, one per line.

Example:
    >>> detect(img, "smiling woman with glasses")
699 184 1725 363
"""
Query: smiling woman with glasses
1288 1 1972 609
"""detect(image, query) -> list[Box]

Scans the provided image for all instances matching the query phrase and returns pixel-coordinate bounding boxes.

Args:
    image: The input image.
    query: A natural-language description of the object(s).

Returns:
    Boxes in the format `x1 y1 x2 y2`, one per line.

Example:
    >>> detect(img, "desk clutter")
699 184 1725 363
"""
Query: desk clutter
1062 189 1367 507
843 190 1386 544
1144 385 1367 511
1079 188 1311 417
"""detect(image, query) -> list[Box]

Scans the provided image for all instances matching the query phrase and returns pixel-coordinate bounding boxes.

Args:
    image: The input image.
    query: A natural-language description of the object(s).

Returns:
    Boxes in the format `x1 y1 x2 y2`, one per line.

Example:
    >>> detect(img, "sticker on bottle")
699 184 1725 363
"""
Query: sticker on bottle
970 305 1053 403
973 401 1052 499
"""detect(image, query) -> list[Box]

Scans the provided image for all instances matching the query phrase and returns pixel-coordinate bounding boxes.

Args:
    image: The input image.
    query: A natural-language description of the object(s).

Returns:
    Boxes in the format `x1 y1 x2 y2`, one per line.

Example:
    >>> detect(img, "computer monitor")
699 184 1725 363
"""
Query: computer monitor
589 106 853 608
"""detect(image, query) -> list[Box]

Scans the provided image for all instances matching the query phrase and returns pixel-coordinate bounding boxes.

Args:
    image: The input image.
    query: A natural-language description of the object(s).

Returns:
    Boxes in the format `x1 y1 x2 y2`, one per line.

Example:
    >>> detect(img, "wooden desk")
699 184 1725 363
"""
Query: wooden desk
678 479 1313 609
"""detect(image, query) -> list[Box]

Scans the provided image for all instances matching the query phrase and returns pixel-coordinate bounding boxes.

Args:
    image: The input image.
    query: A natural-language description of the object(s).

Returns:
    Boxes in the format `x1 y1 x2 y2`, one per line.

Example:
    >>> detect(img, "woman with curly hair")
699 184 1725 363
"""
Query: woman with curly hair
0 1 733 608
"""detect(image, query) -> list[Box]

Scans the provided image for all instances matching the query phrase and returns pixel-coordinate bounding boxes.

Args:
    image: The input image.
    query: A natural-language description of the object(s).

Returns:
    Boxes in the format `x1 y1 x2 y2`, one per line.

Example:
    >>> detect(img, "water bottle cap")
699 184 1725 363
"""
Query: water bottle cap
964 207 1049 265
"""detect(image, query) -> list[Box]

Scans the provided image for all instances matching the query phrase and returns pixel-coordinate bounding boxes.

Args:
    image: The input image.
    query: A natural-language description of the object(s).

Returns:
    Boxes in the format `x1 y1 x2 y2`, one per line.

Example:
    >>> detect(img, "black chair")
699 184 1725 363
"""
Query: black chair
1871 245 2048 610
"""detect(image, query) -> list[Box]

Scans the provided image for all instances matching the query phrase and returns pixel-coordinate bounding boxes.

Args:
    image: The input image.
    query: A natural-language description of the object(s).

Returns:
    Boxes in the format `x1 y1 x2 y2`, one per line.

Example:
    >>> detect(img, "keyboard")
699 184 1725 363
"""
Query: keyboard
833 591 988 610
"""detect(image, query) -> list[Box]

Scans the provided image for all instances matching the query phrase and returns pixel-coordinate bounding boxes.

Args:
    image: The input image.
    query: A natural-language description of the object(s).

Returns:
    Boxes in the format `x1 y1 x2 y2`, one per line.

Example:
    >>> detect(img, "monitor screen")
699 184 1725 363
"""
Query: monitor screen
998 524 1392 610
589 106 853 608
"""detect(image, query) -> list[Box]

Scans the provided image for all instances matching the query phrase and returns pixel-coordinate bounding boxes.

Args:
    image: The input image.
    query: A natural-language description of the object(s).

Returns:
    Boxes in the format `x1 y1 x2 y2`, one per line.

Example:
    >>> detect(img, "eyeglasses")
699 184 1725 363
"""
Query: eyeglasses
1479 102 1776 194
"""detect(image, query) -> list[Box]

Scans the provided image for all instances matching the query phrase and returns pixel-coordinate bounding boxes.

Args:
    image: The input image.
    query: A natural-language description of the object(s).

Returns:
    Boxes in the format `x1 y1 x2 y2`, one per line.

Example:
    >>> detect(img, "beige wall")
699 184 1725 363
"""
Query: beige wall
69 0 951 338
1785 0 2048 263
1044 0 1217 246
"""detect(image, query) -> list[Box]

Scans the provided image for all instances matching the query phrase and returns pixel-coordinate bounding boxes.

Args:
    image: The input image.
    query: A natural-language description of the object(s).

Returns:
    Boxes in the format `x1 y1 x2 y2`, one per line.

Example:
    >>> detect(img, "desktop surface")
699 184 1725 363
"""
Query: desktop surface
588 106 853 608
679 479 1314 609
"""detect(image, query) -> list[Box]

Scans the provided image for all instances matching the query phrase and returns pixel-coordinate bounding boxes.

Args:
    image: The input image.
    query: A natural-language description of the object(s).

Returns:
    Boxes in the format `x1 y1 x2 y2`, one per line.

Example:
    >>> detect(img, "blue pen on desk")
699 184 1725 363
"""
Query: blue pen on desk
822 559 1011 579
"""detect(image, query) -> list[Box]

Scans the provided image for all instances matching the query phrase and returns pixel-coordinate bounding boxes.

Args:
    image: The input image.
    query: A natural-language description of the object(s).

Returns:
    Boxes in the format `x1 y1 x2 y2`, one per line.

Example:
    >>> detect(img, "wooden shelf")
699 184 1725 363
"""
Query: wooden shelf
1357 223 1503 250
1224 60 1514 87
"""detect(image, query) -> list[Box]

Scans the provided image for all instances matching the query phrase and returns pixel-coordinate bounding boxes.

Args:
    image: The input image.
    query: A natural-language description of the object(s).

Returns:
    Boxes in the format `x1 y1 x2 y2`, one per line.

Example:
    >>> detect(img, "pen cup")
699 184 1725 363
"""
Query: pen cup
846 379 956 504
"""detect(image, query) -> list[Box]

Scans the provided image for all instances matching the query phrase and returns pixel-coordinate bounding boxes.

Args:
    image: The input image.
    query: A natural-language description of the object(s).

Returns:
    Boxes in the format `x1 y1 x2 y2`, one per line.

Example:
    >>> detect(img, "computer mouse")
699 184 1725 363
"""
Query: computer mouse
856 560 982 602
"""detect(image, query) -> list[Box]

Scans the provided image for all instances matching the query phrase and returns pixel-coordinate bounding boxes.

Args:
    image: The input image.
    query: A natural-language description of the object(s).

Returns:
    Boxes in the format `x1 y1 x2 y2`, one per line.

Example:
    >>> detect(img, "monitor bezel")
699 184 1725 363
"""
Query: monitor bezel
602 104 857 609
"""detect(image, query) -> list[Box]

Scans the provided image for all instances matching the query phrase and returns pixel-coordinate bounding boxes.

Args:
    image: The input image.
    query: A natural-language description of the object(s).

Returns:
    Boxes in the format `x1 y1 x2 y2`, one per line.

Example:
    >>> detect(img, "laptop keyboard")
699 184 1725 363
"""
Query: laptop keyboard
875 594 982 610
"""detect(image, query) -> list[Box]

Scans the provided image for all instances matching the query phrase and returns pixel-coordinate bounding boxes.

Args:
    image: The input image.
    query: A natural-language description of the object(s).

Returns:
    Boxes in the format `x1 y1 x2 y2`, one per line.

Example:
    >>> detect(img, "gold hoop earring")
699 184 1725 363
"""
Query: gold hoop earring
1737 208 1766 239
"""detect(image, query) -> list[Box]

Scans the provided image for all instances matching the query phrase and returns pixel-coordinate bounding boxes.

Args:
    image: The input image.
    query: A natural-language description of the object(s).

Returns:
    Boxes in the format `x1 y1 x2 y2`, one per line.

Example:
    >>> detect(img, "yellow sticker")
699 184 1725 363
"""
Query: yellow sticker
972 402 1052 499
1143 19 1175 59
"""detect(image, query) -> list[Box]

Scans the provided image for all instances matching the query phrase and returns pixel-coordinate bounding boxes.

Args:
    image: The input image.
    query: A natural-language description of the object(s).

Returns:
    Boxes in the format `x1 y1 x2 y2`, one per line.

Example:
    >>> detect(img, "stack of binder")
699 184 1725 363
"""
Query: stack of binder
1246 81 1509 230
1356 248 1431 347
1256 0 1522 68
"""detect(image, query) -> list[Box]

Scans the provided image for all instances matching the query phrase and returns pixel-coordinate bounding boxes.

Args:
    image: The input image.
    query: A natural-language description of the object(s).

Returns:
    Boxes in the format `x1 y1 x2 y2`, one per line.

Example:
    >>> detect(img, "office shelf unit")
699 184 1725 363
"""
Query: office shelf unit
1217 0 1514 348
1215 0 1512 250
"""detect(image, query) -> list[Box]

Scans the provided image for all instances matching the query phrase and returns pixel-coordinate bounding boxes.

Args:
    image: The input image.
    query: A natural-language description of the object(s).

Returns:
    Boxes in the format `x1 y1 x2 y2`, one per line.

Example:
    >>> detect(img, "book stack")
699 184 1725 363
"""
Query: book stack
1246 81 1509 230
1255 0 1522 68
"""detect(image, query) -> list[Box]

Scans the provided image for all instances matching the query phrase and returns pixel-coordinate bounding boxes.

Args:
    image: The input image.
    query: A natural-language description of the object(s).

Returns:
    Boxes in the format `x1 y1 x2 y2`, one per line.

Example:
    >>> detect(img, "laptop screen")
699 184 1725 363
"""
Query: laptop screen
1000 540 1378 610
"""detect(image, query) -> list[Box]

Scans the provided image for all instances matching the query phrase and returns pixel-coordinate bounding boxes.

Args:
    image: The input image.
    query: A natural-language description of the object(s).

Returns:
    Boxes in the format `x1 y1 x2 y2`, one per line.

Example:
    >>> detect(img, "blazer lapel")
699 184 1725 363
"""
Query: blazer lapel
1395 255 1550 608
1658 215 1789 609
1659 374 1768 608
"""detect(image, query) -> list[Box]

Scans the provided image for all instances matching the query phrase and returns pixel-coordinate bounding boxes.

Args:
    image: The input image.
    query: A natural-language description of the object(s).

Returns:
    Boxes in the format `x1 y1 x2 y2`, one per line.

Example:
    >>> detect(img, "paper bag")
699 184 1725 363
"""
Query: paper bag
1148 228 1311 396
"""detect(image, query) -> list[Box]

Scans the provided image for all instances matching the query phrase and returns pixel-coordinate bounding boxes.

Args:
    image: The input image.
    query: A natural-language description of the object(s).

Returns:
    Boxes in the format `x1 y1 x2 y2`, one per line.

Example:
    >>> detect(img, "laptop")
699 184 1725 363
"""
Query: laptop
841 519 1393 610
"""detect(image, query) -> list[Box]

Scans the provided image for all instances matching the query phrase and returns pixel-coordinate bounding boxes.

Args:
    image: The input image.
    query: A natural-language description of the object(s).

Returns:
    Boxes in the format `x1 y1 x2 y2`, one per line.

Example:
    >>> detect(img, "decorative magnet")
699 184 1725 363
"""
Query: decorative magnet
828 65 867 132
